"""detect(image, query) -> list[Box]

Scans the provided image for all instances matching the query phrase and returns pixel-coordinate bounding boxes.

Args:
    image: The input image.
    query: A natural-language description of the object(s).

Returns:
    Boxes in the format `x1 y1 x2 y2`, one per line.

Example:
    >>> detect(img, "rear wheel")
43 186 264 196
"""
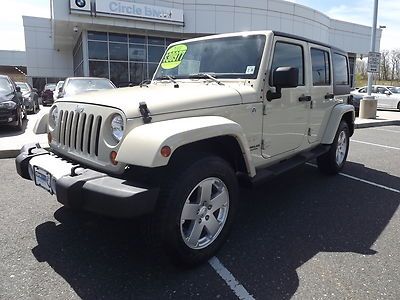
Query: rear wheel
149 155 238 266
397 101 400 111
317 120 349 174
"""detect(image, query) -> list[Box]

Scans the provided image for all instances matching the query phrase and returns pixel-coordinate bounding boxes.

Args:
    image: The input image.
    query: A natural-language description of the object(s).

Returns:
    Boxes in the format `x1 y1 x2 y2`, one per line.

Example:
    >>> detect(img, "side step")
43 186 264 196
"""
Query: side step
248 145 330 186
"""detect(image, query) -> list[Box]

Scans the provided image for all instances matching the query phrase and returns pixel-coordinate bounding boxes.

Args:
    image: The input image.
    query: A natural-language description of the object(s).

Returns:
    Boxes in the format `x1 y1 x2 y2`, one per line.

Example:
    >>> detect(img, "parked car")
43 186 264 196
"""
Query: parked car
16 82 40 114
41 83 57 106
351 94 361 116
0 75 26 130
16 31 354 266
57 77 115 99
351 85 400 110
53 81 64 101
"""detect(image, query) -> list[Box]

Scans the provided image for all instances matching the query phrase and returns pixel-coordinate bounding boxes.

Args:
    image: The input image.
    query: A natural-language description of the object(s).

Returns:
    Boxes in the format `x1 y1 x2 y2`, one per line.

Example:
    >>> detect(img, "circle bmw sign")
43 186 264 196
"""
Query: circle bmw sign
75 0 86 8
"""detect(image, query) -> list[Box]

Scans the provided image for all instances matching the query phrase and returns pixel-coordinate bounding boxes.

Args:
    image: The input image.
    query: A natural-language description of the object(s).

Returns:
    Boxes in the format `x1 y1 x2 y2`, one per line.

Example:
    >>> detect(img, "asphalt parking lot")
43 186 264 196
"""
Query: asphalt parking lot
0 126 399 299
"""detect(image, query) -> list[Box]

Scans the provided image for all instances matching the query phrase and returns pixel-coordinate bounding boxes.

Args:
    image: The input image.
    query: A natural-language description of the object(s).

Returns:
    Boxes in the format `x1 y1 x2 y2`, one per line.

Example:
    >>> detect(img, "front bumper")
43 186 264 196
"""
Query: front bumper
0 108 17 124
15 144 159 218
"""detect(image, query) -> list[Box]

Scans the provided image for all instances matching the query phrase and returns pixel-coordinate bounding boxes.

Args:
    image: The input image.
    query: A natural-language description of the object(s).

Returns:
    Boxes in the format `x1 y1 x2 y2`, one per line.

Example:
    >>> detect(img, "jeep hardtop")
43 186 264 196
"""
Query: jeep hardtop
16 31 354 265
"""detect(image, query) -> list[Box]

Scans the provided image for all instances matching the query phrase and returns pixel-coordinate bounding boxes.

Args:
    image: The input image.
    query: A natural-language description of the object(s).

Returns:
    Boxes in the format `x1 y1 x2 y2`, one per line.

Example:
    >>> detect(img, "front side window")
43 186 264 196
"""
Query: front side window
155 35 266 80
311 48 330 86
333 53 349 85
271 42 304 85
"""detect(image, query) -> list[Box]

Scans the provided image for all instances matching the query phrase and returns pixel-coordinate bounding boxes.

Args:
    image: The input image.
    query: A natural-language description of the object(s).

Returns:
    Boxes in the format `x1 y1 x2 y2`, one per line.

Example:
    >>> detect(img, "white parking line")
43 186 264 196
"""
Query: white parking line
370 128 400 134
209 257 255 300
306 163 400 194
351 139 400 151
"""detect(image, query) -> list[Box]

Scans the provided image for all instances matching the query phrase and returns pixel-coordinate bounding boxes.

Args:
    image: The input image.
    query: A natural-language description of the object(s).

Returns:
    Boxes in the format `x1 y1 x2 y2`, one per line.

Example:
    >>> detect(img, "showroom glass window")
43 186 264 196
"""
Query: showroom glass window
333 53 349 85
73 33 84 76
87 31 180 86
311 48 331 86
271 42 304 85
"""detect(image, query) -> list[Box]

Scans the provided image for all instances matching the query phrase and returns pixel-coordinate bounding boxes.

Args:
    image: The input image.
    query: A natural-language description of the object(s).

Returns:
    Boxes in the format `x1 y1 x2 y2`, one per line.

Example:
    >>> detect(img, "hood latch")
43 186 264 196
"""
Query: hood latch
139 102 152 124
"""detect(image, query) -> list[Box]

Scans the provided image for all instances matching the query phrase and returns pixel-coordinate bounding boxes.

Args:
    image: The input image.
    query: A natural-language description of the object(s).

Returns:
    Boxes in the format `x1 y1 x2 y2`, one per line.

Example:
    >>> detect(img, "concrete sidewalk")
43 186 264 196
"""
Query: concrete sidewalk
0 107 398 159
0 106 49 159
355 110 400 128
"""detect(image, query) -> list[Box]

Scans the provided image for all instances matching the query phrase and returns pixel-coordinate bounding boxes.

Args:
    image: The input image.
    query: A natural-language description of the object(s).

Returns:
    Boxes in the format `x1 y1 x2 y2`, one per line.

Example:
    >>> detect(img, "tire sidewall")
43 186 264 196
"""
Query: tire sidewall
332 121 350 170
161 156 238 265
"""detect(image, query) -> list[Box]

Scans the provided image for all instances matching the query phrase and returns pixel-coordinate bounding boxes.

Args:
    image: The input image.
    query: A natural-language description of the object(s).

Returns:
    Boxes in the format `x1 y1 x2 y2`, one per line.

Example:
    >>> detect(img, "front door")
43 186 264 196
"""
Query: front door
262 38 310 158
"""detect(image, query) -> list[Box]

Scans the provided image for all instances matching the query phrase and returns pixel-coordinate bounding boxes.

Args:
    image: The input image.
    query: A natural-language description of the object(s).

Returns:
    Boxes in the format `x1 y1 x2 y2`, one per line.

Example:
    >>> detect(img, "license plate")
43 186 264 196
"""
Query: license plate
34 166 54 194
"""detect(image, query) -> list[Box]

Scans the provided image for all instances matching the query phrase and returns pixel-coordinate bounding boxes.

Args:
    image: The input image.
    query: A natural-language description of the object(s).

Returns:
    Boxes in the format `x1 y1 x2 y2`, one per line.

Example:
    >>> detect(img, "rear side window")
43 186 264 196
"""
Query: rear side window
333 53 349 85
271 42 304 85
311 48 330 86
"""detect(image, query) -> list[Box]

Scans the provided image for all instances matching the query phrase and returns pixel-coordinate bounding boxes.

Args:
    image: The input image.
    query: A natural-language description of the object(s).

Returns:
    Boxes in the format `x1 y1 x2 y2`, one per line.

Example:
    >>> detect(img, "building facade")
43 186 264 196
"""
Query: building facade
22 0 382 90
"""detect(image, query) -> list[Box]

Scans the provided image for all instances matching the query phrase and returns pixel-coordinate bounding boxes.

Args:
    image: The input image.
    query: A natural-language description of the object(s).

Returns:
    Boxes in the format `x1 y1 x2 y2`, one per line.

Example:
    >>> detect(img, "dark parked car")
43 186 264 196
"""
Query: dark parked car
16 82 40 114
57 77 115 99
0 75 26 130
41 83 56 106
351 94 361 117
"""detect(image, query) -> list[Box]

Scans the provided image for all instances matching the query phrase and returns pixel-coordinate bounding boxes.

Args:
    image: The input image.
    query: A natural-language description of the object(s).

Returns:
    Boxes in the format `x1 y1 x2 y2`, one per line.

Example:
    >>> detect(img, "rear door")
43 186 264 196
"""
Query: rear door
308 44 333 144
262 37 310 158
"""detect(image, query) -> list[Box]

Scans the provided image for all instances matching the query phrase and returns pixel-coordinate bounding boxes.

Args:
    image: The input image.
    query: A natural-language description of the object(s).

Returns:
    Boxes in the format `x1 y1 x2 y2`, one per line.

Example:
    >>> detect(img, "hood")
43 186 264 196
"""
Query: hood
57 82 243 118
0 93 14 102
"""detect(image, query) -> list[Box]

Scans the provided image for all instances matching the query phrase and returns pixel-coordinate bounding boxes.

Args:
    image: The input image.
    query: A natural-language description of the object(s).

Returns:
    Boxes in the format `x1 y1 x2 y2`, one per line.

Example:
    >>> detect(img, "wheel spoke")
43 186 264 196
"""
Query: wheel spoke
181 203 199 220
187 222 204 247
200 180 213 204
210 190 228 212
205 214 220 237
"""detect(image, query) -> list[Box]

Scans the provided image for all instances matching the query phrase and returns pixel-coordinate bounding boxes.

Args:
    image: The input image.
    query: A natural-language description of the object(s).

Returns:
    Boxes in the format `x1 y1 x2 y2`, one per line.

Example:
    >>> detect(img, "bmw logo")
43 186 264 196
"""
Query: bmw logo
75 0 86 8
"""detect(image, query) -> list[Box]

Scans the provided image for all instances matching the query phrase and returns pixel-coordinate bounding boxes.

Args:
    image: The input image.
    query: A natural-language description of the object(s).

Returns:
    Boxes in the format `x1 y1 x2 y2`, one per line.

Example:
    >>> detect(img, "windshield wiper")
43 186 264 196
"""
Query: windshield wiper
189 73 224 85
154 75 179 88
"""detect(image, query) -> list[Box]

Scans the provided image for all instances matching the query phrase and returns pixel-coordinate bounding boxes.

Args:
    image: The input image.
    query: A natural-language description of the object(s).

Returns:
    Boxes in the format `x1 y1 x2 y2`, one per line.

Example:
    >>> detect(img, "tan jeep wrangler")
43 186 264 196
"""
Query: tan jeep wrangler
16 31 354 266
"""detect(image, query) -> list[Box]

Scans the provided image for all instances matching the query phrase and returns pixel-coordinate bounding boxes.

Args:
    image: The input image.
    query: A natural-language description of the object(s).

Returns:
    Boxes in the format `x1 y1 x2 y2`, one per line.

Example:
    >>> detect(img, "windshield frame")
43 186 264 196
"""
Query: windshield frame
153 33 267 81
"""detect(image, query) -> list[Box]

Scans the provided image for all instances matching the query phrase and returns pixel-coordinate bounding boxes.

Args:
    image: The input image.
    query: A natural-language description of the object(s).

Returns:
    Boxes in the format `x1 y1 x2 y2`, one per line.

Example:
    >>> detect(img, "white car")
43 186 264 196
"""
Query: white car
351 85 400 110
53 81 64 100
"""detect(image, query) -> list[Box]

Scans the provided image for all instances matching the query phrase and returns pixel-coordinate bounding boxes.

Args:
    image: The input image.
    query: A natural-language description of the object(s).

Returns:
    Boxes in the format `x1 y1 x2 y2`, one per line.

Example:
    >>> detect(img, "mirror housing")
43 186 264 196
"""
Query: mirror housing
267 67 299 101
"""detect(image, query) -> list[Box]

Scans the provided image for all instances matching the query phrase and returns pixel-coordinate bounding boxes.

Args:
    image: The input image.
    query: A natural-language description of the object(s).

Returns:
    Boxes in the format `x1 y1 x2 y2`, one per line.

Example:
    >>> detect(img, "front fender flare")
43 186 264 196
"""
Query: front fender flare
116 116 256 176
321 104 355 144
33 112 49 134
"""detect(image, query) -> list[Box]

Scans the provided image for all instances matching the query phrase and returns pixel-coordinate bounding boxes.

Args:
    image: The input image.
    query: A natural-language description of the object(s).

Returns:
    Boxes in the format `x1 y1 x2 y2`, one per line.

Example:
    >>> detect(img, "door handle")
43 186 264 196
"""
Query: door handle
298 95 312 102
324 93 334 99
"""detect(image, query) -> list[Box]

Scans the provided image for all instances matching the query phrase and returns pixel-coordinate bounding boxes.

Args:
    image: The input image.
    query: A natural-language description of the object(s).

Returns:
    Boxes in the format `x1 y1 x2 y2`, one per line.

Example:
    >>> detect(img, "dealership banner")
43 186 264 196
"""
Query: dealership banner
96 0 183 24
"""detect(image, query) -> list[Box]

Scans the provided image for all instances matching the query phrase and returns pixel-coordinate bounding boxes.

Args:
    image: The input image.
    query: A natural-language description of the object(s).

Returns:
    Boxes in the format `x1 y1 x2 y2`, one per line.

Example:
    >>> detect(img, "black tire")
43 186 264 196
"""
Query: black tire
397 102 400 111
149 155 239 266
317 120 350 175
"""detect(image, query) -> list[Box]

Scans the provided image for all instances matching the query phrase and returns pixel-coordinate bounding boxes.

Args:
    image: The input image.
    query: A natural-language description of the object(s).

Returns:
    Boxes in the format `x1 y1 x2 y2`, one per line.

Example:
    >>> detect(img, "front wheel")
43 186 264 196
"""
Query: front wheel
152 156 238 266
317 121 350 174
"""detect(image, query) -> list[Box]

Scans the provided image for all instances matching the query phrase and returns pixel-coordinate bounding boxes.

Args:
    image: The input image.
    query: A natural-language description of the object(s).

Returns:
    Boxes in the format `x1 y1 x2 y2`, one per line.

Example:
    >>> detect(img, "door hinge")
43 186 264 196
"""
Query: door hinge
310 101 313 109
261 139 265 150
263 103 267 115
307 128 311 136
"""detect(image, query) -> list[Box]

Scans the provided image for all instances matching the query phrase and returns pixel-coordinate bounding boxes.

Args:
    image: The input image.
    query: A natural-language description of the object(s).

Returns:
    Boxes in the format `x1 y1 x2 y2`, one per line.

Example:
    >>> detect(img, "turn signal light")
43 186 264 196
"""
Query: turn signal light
160 146 171 157
110 151 118 165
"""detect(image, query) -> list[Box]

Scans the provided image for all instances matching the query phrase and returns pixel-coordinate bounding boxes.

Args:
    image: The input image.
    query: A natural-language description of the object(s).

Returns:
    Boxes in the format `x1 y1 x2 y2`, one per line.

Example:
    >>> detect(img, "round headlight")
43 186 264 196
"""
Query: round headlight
111 114 124 142
49 106 59 127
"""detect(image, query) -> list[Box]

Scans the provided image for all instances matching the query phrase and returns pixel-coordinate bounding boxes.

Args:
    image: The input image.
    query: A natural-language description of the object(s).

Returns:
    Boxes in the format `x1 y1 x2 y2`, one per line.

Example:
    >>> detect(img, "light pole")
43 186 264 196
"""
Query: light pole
359 0 379 119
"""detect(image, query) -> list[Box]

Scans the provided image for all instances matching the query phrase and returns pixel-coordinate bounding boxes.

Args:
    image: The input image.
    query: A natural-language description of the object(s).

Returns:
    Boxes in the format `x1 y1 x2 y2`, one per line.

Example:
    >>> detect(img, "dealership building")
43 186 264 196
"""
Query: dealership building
16 0 381 90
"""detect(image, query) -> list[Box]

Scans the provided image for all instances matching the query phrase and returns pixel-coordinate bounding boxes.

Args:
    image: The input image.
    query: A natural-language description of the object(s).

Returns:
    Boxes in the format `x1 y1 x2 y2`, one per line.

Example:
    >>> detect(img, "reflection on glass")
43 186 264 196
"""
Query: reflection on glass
88 31 107 41
129 44 146 62
130 62 146 85
89 61 109 78
88 41 108 60
109 33 127 43
129 35 146 44
148 46 165 63
110 62 129 86
109 43 128 61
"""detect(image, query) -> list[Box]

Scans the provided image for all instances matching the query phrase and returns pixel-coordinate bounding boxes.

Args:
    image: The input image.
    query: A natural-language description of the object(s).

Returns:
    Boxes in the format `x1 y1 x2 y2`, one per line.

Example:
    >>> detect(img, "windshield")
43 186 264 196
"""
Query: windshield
65 78 115 96
0 78 13 94
388 87 400 93
16 83 30 92
154 34 266 80
56 81 64 90
45 84 56 91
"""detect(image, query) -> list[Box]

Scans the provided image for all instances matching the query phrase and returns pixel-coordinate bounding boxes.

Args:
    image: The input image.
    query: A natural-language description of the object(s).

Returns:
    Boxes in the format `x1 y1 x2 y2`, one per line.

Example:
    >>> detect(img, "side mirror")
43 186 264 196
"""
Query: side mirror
16 86 21 93
58 87 63 93
267 67 299 101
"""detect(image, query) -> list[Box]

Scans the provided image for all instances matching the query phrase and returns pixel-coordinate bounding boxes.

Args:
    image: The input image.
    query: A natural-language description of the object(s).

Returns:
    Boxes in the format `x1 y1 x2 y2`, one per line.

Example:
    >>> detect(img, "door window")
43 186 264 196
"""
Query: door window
333 53 349 85
271 42 304 85
311 48 330 86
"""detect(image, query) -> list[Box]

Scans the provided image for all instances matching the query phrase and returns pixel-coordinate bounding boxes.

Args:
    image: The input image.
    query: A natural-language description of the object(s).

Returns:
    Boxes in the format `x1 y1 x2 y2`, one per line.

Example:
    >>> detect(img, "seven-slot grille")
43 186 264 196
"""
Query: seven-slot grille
56 109 102 156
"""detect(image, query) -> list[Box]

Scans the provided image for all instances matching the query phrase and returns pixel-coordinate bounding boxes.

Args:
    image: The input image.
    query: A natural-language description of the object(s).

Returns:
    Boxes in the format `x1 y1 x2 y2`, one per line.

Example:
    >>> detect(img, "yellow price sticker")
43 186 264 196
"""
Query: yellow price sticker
161 44 188 69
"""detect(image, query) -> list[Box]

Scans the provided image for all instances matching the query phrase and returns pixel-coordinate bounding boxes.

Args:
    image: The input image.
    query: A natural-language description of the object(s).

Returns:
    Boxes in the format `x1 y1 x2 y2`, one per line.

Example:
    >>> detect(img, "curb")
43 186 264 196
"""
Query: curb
355 120 400 129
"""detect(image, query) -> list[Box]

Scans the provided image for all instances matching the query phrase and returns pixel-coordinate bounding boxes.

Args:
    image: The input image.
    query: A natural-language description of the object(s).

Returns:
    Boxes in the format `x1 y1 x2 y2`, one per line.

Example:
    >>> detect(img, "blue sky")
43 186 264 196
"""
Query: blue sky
0 0 398 51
